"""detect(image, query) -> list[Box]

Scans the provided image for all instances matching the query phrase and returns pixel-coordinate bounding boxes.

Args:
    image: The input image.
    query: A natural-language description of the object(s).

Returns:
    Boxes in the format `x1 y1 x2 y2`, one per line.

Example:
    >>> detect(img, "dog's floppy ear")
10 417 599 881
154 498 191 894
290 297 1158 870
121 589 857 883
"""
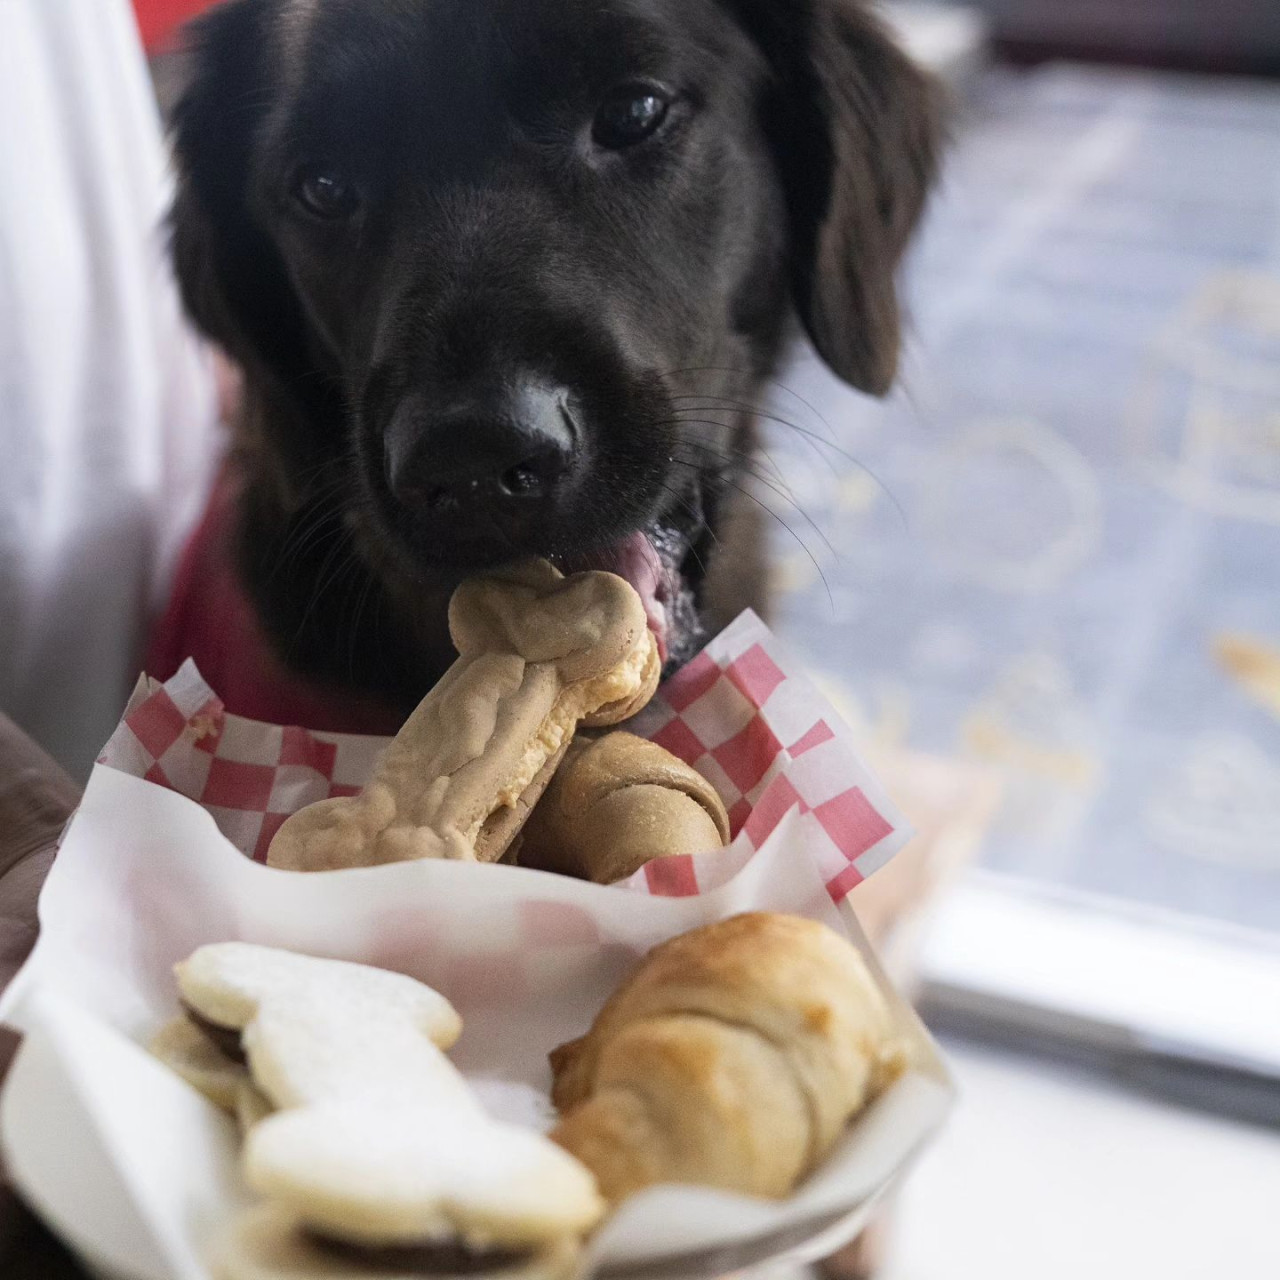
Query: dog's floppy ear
736 0 942 395
169 0 311 387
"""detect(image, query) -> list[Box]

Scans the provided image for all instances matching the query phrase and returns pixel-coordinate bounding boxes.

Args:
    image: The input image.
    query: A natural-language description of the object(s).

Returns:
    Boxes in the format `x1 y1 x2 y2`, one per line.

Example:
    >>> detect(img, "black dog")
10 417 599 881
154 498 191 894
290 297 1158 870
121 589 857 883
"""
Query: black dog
171 0 938 710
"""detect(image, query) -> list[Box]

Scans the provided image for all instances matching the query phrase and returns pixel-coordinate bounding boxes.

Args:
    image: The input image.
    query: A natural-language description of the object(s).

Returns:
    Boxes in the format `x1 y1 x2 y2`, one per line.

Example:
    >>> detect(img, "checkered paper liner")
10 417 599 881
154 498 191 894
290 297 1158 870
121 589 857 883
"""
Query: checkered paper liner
99 610 912 901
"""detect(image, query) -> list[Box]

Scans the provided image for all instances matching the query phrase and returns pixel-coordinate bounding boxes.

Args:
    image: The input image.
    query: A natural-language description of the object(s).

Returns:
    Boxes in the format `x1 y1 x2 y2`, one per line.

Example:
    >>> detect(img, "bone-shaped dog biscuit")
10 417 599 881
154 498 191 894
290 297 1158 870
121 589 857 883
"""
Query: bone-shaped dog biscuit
176 942 464 1060
268 561 660 871
246 1102 600 1252
178 944 604 1251
517 733 731 883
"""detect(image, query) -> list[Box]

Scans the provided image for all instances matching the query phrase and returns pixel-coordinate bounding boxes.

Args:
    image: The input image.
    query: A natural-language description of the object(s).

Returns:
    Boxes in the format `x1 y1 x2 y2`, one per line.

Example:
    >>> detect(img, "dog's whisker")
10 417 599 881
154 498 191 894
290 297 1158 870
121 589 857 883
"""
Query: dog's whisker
267 505 347 586
667 453 820 551
658 425 799 499
671 464 834 616
668 400 907 531
671 447 839 565
684 411 843 492
674 446 820 535
661 366 848 450
651 483 715 582
670 436 800 506
671 396 844 463
650 478 708 537
669 424 795 494
287 532 360 656
263 467 361 584
268 524 337 588
347 560 383 688
322 553 369 661
285 455 348 486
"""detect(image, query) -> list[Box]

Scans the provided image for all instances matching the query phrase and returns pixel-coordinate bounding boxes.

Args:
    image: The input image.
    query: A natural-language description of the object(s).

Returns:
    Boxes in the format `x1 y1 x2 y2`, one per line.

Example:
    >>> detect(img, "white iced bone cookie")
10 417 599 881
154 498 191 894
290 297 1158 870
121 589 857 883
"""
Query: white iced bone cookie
247 1102 603 1249
178 943 470 1112
214 1204 582 1280
178 943 604 1249
176 943 464 1057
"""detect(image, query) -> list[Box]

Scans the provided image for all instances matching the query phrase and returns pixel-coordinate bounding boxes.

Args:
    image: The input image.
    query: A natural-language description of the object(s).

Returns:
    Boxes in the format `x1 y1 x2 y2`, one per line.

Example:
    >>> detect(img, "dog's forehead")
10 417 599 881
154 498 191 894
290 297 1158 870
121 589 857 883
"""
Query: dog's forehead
275 0 733 88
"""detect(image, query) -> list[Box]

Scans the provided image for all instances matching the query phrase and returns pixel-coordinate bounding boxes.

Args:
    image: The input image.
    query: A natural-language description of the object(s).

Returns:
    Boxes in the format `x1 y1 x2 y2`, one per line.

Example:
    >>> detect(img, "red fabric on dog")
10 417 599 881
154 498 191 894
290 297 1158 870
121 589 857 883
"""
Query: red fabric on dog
132 0 220 52
146 467 404 735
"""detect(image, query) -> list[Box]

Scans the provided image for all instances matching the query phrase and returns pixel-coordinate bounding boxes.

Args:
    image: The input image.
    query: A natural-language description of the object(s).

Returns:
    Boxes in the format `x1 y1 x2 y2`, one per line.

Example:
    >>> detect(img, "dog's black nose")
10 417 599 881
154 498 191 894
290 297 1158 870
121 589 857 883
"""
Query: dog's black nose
385 382 577 541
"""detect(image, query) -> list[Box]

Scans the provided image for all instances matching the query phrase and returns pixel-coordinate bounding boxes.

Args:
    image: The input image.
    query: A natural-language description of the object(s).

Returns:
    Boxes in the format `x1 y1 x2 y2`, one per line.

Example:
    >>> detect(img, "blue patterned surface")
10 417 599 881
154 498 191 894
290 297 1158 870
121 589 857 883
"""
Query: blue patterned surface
765 65 1280 934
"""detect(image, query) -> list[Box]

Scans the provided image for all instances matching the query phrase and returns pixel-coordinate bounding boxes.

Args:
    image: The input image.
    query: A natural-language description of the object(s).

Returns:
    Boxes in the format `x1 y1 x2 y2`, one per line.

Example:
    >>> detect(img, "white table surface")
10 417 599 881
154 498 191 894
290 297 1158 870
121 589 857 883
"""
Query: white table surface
879 1040 1280 1280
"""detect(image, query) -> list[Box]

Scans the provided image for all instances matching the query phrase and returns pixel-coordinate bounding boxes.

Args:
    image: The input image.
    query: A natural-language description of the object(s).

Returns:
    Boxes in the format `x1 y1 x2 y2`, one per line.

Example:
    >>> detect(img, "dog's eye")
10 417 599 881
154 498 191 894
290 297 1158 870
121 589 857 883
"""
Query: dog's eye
592 86 671 150
292 167 360 221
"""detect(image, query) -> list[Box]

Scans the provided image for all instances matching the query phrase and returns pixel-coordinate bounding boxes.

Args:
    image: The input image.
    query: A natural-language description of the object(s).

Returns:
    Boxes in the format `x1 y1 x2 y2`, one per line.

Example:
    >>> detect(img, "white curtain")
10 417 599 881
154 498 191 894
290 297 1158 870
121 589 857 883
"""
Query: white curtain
0 0 220 779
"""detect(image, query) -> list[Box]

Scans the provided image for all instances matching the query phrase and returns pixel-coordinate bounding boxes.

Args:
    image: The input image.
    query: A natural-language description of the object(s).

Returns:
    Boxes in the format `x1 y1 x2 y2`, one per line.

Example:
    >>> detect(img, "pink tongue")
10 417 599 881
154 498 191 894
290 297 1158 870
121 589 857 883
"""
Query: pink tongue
563 533 669 662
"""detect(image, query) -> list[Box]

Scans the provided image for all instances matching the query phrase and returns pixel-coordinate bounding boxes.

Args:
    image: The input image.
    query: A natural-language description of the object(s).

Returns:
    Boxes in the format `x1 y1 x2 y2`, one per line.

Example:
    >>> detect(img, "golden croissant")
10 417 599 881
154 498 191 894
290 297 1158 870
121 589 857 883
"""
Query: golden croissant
549 913 906 1203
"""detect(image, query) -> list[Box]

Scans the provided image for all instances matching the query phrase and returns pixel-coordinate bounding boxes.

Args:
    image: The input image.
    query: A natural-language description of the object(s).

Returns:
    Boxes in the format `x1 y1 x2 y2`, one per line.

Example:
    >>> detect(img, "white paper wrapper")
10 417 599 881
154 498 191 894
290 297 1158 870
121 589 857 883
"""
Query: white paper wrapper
0 612 952 1280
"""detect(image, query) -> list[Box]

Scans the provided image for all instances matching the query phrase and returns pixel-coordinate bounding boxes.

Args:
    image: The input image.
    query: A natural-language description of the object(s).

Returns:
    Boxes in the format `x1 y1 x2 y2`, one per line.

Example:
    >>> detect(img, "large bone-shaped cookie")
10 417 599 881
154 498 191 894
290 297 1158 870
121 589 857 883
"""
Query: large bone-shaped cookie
178 944 604 1252
268 561 660 871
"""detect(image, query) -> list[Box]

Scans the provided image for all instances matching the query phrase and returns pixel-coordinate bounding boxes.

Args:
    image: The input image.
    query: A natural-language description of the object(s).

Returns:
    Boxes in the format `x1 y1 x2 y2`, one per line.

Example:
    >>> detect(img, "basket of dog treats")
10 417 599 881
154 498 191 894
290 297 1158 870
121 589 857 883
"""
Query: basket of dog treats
0 563 952 1280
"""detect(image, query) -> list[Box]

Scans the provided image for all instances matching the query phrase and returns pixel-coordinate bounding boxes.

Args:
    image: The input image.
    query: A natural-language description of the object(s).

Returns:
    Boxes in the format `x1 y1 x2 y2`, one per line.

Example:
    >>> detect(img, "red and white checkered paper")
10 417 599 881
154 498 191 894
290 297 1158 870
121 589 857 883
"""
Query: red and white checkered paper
99 611 911 901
